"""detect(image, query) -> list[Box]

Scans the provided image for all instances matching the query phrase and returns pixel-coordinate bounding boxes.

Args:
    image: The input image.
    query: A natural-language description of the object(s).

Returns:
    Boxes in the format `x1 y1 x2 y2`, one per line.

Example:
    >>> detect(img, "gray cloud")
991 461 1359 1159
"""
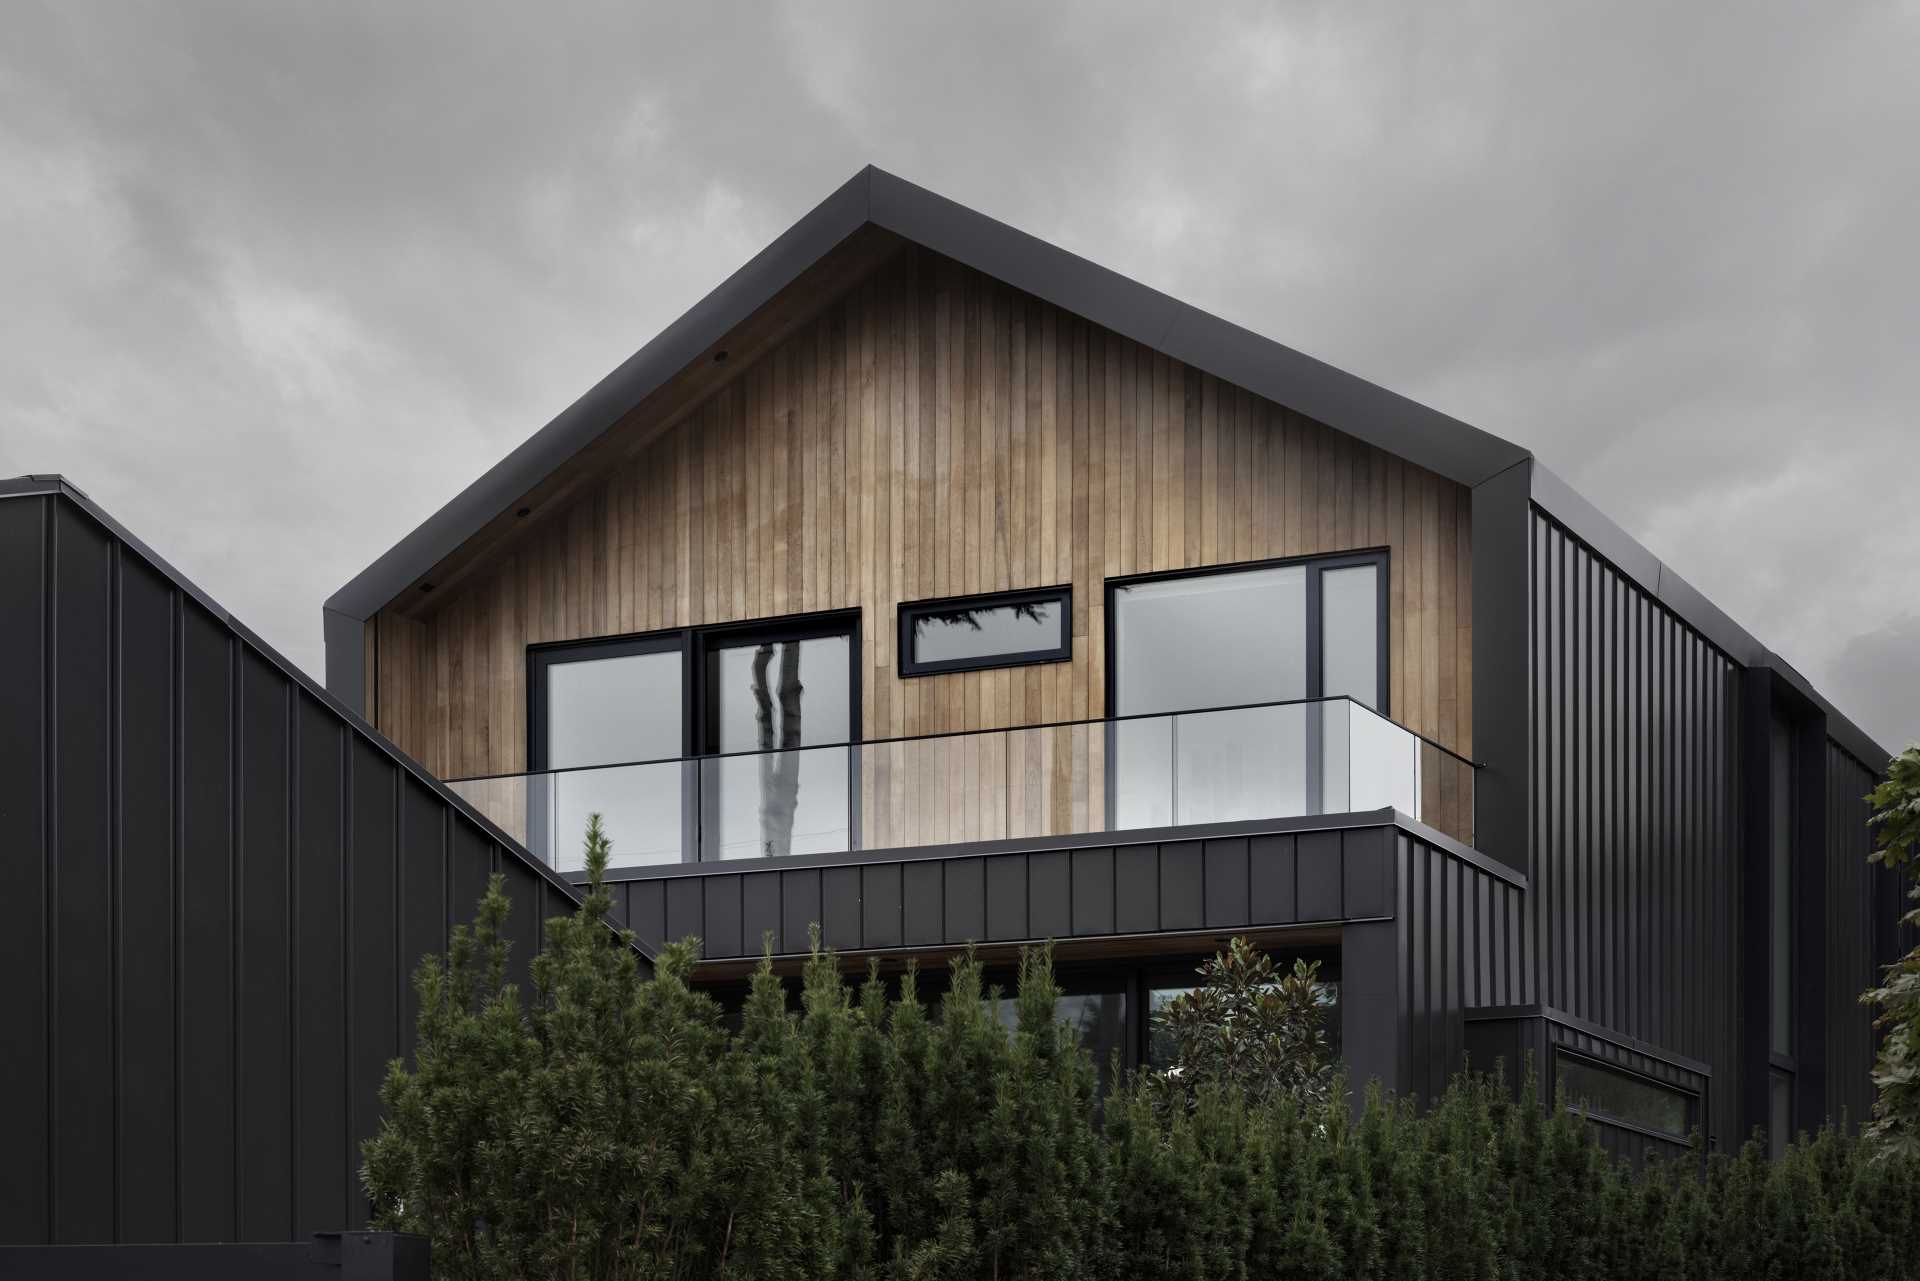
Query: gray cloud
3 0 1916 751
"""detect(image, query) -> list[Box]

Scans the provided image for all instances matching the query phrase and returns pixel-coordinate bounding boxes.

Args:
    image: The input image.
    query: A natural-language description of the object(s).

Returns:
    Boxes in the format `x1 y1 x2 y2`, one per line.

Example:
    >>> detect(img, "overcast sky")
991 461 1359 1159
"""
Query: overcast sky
4 2 1916 751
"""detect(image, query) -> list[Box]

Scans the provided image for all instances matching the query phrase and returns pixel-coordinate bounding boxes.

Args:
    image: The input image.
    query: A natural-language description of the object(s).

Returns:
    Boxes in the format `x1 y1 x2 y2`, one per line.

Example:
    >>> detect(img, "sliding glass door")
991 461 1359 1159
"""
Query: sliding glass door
700 624 856 860
1108 554 1385 828
529 613 858 866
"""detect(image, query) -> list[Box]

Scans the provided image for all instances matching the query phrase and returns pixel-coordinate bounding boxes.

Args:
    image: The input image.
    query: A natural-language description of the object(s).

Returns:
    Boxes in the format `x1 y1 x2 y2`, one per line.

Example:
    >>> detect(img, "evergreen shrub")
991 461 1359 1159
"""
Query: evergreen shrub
364 817 1920 1280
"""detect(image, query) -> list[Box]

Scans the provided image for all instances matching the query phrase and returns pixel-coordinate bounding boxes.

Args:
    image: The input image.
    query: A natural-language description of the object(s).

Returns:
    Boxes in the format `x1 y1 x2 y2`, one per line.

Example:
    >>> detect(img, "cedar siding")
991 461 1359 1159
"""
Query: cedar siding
368 247 1472 797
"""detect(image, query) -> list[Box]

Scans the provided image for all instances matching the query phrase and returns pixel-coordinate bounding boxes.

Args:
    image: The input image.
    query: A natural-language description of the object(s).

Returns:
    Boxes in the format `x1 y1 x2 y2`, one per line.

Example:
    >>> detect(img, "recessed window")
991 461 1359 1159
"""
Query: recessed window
898 587 1071 677
1557 1054 1694 1140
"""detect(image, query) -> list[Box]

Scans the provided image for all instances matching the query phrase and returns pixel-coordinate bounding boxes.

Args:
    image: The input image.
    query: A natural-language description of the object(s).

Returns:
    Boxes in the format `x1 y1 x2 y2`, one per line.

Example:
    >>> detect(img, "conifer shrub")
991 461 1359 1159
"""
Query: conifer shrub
364 815 1920 1280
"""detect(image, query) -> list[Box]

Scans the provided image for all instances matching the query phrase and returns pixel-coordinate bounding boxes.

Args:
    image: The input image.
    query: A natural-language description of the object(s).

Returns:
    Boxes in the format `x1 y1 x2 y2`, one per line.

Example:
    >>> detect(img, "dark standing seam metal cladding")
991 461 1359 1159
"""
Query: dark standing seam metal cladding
0 483 637 1248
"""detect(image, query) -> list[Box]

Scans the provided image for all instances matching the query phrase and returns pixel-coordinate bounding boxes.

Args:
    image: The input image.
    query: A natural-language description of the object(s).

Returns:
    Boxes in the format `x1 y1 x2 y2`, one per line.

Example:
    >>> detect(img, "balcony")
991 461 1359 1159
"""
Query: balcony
445 696 1477 873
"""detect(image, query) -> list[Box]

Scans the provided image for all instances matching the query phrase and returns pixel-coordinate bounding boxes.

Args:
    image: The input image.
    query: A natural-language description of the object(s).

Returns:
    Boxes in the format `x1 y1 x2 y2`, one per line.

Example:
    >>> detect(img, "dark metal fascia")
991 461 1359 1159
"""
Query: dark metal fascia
1528 461 1894 766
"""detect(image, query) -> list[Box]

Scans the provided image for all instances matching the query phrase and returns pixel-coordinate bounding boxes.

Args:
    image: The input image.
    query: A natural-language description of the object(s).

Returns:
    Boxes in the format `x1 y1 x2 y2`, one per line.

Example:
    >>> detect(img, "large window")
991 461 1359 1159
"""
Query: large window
529 613 858 867
898 586 1071 677
1107 553 1388 828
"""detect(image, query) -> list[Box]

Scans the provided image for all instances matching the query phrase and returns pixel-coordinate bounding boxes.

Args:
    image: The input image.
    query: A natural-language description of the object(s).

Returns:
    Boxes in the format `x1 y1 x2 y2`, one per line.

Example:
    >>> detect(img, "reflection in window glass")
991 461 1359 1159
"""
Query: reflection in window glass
711 636 852 751
546 650 681 770
911 597 1066 668
1320 565 1380 708
1146 979 1340 1069
1558 1056 1692 1139
707 635 853 859
993 991 1129 1094
1114 566 1307 716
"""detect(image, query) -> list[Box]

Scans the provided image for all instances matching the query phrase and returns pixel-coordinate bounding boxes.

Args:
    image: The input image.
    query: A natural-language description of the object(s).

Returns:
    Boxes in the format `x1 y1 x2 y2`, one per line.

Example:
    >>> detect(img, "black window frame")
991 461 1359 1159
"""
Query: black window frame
694 610 864 754
527 630 694 771
526 610 862 864
1103 549 1392 718
1553 1048 1699 1143
897 585 1073 678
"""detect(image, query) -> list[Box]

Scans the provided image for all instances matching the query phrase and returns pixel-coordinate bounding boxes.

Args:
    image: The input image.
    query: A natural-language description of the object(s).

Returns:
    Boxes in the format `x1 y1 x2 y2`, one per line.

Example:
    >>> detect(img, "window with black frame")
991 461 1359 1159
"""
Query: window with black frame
1107 552 1388 829
1556 1053 1696 1142
528 612 859 867
898 586 1072 677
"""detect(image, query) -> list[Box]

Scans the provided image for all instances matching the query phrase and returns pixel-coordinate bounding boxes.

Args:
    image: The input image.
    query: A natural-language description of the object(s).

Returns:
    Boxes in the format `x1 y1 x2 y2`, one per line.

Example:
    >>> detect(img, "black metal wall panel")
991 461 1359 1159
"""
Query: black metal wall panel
1529 508 1743 1146
52 503 114 1244
237 650 293 1241
1398 834 1528 1103
0 488 605 1247
116 555 176 1243
611 825 1414 959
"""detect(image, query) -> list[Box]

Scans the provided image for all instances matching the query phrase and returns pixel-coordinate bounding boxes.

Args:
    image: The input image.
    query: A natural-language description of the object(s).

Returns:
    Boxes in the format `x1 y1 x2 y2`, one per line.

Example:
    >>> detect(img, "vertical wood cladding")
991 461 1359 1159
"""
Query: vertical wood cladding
370 247 1473 804
1528 509 1743 1145
0 490 597 1248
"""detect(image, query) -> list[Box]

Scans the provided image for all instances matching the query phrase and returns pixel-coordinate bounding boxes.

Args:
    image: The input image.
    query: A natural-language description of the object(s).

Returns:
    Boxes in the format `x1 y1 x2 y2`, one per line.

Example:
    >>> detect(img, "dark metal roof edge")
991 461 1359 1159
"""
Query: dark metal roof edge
868 169 1527 487
1529 461 1893 768
322 166 878 622
0 475 643 951
329 164 1530 629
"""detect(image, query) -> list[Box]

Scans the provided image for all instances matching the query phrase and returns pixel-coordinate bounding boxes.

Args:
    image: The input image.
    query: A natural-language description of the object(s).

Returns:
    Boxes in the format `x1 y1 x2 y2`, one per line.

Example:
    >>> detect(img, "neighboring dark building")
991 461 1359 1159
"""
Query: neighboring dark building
0 476 611 1248
3 168 1908 1253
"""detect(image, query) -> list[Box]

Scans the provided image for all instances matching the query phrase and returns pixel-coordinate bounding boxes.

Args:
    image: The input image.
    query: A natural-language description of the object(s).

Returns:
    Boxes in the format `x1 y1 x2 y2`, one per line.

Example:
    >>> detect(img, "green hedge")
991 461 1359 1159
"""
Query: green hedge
363 851 1920 1281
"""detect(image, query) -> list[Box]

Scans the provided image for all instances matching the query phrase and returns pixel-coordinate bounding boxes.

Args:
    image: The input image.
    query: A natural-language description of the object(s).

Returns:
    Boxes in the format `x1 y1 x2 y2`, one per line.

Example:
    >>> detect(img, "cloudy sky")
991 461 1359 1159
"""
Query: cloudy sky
4 2 1916 750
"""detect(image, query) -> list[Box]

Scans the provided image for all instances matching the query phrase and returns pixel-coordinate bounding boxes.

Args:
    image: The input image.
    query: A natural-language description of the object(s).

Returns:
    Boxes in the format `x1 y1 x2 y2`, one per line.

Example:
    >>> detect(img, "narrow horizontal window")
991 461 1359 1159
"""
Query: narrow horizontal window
899 587 1071 677
1557 1054 1694 1140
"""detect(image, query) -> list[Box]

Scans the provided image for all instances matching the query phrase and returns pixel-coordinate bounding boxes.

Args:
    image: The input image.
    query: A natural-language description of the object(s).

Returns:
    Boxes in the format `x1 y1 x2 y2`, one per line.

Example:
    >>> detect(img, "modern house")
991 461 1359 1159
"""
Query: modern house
2 167 1907 1257
320 167 1908 1167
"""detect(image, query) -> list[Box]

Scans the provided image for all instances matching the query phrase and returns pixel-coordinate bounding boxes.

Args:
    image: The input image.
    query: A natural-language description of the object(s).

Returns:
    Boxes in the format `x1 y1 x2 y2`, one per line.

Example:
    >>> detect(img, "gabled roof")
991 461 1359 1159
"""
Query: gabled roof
323 165 1892 767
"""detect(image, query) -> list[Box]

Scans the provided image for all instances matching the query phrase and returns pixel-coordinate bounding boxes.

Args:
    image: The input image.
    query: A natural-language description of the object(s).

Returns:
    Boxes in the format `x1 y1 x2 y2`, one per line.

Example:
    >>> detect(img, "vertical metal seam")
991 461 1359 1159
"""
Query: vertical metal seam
284 680 298 1236
43 496 57 1240
228 628 241 1235
109 537 122 1240
338 724 352 1223
171 581 184 1240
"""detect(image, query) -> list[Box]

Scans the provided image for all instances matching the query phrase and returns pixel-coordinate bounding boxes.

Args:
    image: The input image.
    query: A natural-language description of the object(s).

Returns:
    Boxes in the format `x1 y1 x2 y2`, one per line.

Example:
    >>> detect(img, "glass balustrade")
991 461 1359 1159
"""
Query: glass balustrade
444 696 1477 872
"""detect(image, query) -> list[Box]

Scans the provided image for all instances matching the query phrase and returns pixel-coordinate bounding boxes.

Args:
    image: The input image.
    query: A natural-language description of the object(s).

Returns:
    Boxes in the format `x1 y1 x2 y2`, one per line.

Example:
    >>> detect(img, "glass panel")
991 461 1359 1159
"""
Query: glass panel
1346 702 1420 817
1147 977 1339 1070
1112 716 1174 829
912 597 1064 666
1114 565 1307 716
1173 703 1311 825
994 991 1129 1095
1559 1056 1692 1140
707 635 852 858
1320 565 1380 708
710 635 852 750
551 761 683 870
546 649 682 770
1770 718 1793 1057
704 746 852 860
